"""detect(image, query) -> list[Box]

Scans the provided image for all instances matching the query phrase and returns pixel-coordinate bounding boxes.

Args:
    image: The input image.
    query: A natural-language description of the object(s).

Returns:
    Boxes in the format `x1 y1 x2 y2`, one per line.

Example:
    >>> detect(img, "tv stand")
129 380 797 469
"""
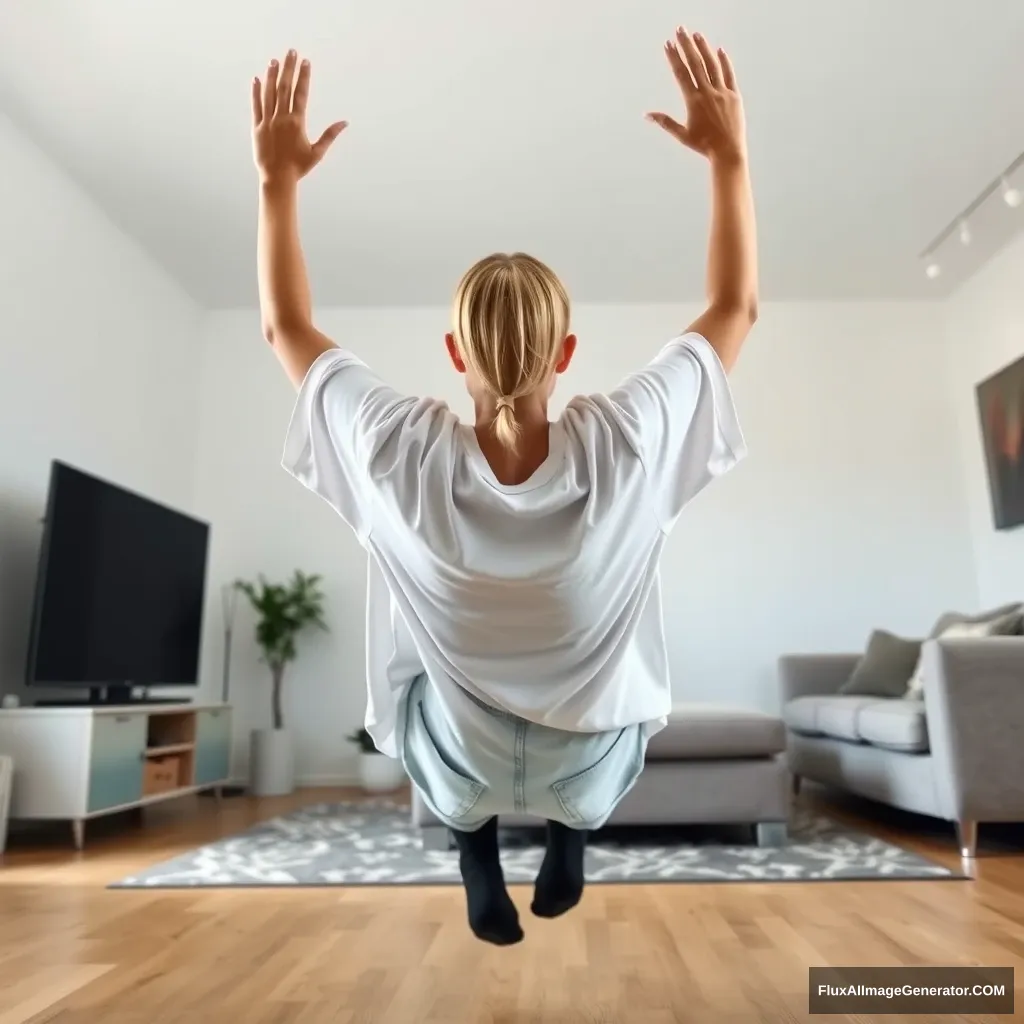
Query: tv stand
0 703 233 848
34 697 189 708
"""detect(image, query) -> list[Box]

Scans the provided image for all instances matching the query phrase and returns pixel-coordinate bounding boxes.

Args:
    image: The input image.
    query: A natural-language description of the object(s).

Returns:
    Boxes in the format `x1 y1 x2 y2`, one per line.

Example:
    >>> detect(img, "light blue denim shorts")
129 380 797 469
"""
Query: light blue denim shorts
399 674 648 833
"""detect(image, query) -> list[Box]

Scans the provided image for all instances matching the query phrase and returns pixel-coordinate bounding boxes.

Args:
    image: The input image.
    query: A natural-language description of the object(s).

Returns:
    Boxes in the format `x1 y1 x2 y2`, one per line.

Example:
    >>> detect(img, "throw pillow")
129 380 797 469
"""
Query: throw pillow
840 630 922 698
928 602 1024 639
904 611 1022 699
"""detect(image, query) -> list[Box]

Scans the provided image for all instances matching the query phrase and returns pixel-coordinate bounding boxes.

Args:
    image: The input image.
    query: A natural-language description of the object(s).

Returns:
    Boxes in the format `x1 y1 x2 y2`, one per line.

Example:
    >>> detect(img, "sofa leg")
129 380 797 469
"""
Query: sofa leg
755 822 788 848
791 774 801 797
421 825 452 852
956 819 978 859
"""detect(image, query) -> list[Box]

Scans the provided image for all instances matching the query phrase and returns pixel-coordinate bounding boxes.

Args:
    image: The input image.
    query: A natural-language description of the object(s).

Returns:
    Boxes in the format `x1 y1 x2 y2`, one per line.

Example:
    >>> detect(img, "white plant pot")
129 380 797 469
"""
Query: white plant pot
250 728 295 797
358 752 406 793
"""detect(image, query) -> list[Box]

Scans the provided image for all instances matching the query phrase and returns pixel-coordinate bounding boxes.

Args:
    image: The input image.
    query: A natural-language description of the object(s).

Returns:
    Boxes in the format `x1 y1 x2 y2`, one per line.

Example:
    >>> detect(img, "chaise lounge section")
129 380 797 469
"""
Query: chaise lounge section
411 704 790 849
780 637 1024 858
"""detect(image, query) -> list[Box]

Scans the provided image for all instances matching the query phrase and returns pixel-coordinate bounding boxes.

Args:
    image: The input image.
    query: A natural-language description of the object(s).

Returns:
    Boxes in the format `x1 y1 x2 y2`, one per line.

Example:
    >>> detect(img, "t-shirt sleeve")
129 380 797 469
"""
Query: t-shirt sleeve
607 333 747 531
281 348 413 544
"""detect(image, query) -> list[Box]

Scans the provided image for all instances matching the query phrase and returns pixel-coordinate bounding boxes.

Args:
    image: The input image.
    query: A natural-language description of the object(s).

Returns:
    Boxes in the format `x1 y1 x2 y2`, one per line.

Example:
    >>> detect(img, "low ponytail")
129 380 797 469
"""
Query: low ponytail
450 253 570 455
492 397 521 451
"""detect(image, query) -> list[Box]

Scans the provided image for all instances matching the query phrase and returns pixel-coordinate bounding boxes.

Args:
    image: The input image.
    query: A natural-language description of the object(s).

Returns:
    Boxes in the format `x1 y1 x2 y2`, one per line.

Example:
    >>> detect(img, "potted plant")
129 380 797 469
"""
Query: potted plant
348 727 406 793
236 570 327 797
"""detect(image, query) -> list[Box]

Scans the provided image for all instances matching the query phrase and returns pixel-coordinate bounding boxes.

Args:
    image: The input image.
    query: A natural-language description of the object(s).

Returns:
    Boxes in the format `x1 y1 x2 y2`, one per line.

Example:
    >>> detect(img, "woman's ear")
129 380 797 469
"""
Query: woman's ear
445 333 467 373
555 334 577 374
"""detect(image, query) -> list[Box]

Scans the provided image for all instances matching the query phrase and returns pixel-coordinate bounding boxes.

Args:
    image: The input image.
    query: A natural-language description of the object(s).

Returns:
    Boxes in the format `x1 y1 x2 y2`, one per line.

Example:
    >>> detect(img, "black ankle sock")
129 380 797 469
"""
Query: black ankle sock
451 818 523 946
531 820 587 918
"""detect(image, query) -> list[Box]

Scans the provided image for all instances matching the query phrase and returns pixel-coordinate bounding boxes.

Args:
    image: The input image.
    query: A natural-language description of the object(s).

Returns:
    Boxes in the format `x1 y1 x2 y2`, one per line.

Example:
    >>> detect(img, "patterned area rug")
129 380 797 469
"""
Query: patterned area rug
111 801 963 888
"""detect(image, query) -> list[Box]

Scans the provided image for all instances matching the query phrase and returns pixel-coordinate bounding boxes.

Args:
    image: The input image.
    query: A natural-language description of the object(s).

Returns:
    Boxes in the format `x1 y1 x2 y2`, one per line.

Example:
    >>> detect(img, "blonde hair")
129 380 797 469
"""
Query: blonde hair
451 252 570 451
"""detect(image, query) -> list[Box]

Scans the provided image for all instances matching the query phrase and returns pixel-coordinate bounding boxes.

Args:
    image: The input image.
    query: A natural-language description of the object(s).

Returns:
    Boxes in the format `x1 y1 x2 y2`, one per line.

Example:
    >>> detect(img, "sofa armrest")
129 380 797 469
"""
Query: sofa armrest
777 653 860 706
923 637 1024 822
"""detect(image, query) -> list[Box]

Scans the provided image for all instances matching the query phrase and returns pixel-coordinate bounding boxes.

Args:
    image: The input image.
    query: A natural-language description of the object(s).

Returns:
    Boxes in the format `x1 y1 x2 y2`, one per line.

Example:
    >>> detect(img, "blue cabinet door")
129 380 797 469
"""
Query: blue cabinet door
195 709 232 786
88 713 146 812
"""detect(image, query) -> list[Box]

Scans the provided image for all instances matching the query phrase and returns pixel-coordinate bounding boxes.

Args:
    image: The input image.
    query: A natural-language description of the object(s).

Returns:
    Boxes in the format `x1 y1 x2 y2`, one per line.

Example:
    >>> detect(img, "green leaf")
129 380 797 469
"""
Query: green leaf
235 571 330 727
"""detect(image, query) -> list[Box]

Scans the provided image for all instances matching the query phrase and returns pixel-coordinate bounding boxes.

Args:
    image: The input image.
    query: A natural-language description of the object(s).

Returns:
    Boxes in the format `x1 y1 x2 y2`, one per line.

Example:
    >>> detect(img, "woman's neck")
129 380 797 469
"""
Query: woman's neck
473 395 550 486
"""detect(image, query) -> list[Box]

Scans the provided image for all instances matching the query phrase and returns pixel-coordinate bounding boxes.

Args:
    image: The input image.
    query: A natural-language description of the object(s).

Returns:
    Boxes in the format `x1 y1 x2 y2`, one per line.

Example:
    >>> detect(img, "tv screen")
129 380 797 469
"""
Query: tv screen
26 461 210 691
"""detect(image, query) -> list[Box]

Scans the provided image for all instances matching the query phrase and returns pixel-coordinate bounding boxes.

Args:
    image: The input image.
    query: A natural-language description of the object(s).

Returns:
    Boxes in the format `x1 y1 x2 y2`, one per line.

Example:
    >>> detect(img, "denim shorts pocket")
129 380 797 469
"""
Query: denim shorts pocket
552 726 645 827
402 698 485 823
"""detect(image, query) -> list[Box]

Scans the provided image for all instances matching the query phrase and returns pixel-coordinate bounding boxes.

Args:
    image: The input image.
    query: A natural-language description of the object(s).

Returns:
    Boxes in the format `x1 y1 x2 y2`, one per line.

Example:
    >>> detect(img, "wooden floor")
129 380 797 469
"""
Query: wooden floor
0 788 1022 1024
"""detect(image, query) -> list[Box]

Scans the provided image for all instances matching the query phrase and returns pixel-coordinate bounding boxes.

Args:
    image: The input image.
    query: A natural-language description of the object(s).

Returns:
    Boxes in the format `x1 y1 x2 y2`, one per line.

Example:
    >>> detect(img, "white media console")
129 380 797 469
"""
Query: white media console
0 703 233 849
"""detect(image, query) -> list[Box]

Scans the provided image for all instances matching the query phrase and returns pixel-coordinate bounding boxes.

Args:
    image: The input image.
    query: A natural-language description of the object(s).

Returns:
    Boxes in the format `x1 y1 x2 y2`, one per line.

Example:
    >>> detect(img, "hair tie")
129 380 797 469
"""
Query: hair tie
496 396 514 412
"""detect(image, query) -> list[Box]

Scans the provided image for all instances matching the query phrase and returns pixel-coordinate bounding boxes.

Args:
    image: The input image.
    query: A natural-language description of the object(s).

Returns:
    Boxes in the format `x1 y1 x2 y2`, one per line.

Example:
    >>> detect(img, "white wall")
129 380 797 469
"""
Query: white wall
0 113 203 697
196 301 978 783
0 96 1001 789
944 232 1024 608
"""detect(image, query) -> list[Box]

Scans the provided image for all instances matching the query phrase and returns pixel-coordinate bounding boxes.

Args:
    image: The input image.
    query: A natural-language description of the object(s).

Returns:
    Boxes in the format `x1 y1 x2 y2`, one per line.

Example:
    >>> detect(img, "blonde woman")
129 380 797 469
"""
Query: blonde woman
252 27 757 945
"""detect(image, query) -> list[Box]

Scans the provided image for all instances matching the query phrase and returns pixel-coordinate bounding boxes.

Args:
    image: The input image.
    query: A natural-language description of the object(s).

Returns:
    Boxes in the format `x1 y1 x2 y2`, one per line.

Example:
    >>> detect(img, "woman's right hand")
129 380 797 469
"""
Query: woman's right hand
252 50 348 188
646 27 747 167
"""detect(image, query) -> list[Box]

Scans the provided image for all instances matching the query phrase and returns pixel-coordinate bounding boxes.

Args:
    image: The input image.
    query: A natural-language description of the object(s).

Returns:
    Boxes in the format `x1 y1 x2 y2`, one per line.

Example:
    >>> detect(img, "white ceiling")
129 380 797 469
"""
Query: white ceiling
1 0 1023 307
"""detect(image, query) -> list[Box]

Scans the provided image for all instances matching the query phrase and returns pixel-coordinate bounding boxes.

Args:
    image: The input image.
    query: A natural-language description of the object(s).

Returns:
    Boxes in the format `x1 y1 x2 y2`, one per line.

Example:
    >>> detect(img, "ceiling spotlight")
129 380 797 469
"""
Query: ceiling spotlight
925 262 942 279
1002 178 1023 209
958 220 971 245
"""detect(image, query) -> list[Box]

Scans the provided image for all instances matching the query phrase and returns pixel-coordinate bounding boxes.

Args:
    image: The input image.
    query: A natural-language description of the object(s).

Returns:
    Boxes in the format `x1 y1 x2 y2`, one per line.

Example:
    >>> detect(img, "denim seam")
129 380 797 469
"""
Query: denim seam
513 720 527 812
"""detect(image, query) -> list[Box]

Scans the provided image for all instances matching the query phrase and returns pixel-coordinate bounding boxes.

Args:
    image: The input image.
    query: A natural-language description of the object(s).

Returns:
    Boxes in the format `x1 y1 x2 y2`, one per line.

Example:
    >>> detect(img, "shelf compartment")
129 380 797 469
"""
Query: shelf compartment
145 742 195 758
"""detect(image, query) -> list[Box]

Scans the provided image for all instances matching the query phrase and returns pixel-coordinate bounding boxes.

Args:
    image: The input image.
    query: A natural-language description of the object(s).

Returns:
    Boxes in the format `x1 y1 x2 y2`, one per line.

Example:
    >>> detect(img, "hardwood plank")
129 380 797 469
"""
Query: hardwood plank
0 787 1020 1023
0 965 114 1024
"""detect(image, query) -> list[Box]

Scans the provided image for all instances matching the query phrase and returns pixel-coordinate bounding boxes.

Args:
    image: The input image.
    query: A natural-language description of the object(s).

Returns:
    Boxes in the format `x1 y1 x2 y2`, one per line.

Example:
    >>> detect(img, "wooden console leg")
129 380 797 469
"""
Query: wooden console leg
71 819 85 851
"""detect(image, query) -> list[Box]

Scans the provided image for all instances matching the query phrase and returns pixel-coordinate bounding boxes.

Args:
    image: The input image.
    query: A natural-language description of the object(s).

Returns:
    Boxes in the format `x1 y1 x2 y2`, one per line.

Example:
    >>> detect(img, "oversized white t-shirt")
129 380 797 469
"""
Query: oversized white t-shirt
282 333 745 757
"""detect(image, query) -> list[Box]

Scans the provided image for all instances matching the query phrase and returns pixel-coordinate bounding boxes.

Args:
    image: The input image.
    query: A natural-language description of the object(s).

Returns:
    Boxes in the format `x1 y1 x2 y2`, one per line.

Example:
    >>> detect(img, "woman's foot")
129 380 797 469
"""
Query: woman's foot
531 820 587 918
451 817 523 946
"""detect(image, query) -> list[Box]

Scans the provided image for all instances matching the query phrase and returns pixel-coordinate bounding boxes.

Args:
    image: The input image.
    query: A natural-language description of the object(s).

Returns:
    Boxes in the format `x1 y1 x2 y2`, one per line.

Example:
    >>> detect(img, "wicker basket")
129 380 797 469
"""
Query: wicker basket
143 757 180 796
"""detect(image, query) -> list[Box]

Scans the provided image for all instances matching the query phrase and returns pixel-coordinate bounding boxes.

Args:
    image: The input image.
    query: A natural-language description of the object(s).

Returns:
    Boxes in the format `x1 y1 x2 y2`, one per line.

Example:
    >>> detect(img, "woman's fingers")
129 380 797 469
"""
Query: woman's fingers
693 33 723 88
311 120 348 163
263 59 279 119
664 39 695 96
276 50 298 117
251 77 263 126
645 112 691 148
292 59 311 116
675 27 709 88
719 48 737 91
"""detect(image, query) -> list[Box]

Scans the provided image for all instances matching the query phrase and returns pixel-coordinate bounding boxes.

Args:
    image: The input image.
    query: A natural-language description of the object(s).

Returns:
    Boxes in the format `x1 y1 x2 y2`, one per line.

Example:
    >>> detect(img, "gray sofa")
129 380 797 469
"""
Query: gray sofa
780 637 1024 857
410 704 790 849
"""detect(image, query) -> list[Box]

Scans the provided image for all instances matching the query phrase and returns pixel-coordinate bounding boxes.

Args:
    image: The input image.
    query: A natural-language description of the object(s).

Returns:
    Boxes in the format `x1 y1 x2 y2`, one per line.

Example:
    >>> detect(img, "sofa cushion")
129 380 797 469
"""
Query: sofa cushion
856 699 929 753
648 705 786 760
816 696 880 741
783 696 824 735
839 630 921 697
784 695 929 753
786 695 879 739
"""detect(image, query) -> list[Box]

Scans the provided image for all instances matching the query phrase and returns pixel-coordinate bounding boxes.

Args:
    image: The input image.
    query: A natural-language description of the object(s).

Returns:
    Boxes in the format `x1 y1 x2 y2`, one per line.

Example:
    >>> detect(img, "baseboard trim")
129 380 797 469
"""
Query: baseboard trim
295 775 362 788
225 774 361 789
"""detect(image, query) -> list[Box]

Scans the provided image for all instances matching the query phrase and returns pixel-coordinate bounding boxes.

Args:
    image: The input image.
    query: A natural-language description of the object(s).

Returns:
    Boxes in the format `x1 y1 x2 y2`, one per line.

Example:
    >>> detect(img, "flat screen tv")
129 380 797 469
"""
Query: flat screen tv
25 461 210 704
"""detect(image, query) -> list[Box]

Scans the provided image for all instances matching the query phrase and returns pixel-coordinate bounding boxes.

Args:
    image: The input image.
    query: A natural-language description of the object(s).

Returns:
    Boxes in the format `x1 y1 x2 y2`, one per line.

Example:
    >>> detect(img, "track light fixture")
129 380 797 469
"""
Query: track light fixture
919 150 1024 279
921 148 1024 276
